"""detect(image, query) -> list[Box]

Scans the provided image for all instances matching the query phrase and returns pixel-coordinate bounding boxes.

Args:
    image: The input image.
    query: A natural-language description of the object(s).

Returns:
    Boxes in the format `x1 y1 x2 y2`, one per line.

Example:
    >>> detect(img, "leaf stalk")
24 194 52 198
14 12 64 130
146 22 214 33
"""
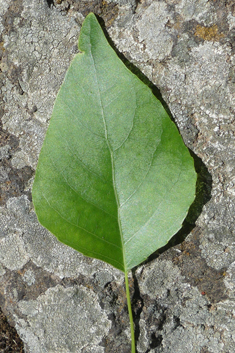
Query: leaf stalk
125 271 136 353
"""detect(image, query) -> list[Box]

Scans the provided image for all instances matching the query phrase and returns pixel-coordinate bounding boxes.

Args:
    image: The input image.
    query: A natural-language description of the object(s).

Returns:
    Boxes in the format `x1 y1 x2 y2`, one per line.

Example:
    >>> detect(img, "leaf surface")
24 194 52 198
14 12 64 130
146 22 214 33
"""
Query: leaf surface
32 13 196 272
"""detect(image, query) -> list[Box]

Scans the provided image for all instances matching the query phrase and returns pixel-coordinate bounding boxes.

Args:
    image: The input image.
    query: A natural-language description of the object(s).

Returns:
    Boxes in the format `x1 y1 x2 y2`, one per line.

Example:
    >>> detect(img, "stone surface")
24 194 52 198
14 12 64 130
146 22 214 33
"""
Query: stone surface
0 0 235 352
17 285 111 353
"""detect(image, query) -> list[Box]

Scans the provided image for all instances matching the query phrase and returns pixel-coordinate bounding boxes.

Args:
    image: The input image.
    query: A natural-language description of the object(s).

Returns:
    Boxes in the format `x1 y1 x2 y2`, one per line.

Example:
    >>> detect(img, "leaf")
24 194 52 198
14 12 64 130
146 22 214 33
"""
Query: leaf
32 13 196 273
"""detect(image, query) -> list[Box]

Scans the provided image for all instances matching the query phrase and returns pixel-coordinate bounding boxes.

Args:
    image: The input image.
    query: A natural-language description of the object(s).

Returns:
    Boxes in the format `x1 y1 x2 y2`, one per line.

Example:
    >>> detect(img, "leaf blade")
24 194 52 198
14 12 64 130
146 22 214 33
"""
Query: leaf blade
32 13 196 272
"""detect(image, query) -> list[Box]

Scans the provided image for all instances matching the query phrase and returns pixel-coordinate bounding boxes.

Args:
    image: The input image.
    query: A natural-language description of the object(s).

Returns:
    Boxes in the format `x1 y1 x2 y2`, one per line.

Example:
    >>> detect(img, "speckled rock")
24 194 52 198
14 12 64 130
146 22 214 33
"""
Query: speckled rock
16 285 111 353
0 0 235 352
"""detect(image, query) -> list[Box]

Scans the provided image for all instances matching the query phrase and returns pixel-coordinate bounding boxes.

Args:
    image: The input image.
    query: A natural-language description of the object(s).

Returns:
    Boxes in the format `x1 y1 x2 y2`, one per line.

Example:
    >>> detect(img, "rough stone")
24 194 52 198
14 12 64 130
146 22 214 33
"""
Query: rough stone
0 0 235 352
16 285 111 353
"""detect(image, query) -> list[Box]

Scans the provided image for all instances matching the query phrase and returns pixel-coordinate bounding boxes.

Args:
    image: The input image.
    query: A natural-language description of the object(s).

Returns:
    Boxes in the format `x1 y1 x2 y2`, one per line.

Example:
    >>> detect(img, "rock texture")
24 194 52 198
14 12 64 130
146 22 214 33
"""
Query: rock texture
0 0 235 352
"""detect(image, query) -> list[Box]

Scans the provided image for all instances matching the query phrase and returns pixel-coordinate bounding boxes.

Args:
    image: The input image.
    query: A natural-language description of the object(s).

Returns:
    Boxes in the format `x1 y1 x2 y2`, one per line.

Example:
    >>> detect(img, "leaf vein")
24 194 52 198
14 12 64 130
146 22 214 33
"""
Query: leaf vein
64 102 104 139
63 238 124 268
42 193 122 250
48 149 117 220
55 127 110 184
124 161 183 246
120 138 162 208
89 45 126 269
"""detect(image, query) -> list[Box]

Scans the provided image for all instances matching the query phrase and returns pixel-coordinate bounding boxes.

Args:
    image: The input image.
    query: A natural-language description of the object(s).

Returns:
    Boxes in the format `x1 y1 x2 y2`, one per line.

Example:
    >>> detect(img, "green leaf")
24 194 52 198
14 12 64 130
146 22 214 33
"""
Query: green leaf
32 13 196 273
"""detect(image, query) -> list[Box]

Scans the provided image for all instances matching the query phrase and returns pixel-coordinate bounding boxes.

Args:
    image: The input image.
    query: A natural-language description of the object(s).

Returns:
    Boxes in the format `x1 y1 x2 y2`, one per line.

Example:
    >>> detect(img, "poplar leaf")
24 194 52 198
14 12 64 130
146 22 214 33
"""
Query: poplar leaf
32 13 196 272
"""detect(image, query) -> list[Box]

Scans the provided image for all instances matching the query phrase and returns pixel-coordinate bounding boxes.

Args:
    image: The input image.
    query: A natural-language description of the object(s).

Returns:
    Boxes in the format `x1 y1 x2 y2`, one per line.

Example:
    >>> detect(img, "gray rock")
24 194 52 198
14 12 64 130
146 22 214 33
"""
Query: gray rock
0 144 11 160
0 0 235 352
16 285 111 353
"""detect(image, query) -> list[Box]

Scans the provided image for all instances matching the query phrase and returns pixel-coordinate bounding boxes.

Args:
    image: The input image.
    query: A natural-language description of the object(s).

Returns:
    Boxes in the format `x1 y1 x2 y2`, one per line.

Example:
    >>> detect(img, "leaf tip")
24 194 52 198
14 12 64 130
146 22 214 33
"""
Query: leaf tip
78 12 100 53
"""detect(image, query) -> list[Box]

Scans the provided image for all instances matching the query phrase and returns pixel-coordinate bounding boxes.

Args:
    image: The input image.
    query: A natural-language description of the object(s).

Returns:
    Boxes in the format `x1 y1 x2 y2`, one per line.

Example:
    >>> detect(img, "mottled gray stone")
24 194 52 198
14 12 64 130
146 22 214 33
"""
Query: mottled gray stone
175 0 216 24
0 0 11 32
0 0 235 352
136 259 235 353
0 232 29 270
16 285 111 353
0 263 6 276
22 269 36 286
137 2 174 61
0 144 11 160
0 165 10 182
